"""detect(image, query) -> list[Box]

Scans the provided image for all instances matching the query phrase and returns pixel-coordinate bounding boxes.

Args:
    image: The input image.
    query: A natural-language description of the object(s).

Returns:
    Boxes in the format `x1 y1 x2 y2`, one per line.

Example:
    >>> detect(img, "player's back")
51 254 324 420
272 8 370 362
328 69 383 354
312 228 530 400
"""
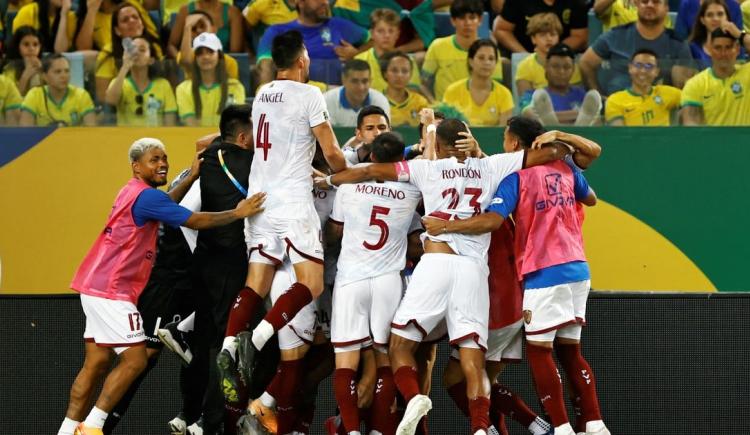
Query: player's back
249 80 330 207
332 179 422 285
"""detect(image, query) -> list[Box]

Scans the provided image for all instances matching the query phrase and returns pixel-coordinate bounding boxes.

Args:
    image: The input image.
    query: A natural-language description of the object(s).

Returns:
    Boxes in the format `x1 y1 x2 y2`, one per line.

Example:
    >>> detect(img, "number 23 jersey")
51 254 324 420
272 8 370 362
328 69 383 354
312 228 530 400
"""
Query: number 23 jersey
330 177 422 286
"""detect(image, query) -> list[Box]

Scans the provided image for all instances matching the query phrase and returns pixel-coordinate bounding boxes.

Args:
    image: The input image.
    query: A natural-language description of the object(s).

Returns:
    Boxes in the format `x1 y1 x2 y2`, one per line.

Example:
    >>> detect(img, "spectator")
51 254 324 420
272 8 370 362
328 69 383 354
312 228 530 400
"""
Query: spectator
521 43 601 125
605 48 681 125
73 0 160 53
681 28 750 125
256 0 370 86
2 26 43 95
177 32 246 126
422 0 503 101
355 9 421 93
243 0 298 30
95 3 164 103
0 75 23 125
20 54 96 126
675 0 742 40
169 0 244 58
494 0 588 53
177 11 240 79
688 0 739 70
442 39 513 126
593 0 639 32
105 36 177 126
744 0 750 32
323 59 390 127
382 51 429 127
12 0 77 53
515 12 583 97
580 0 693 96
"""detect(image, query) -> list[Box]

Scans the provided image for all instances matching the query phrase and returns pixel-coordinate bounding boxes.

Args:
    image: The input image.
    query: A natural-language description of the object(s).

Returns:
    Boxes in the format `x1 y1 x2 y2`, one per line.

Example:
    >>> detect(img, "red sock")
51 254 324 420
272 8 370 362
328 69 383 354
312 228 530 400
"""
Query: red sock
446 381 469 416
225 287 262 337
264 282 313 331
371 367 396 435
393 366 420 403
333 368 359 433
468 396 490 433
491 383 537 427
526 344 568 427
275 359 304 434
265 364 283 399
555 343 602 425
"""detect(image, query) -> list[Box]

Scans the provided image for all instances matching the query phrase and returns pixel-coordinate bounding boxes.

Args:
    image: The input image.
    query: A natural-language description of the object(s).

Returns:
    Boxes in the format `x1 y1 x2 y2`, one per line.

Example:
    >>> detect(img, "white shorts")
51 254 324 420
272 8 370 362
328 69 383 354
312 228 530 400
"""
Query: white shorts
331 272 403 353
450 319 523 362
246 201 324 265
268 261 319 350
391 254 489 351
522 279 590 340
80 293 145 354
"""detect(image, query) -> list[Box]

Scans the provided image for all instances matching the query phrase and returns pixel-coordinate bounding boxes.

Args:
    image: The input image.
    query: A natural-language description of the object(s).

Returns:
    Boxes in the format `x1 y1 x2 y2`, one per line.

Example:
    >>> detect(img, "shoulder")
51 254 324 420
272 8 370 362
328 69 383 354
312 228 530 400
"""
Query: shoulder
176 80 193 92
153 78 173 90
443 79 467 97
607 89 627 102
428 36 450 51
493 82 513 98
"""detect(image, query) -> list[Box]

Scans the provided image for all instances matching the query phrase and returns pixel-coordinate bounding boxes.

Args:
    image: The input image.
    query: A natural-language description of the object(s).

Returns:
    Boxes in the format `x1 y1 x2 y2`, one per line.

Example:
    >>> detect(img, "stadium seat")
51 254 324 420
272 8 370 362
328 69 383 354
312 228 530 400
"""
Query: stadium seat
433 11 491 40
227 52 252 99
62 52 85 89
148 9 162 32
4 10 16 45
510 52 530 114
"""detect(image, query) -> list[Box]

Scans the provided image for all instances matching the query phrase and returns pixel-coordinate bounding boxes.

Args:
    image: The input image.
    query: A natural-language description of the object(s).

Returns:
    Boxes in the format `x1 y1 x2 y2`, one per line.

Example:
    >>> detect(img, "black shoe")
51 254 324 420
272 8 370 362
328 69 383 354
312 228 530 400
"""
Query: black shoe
237 331 257 387
216 349 240 402
158 321 193 365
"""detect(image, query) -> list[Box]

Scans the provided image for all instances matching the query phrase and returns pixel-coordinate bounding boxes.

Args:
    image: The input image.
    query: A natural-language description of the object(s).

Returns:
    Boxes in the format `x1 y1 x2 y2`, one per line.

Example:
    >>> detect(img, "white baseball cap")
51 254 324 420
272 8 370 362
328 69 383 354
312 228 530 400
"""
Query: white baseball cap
192 32 223 52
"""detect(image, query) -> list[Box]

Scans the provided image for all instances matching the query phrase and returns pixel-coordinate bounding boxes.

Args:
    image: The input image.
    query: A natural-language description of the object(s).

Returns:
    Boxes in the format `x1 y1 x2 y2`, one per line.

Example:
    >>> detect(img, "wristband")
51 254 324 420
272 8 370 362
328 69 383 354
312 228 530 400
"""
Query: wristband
426 124 437 134
325 175 337 189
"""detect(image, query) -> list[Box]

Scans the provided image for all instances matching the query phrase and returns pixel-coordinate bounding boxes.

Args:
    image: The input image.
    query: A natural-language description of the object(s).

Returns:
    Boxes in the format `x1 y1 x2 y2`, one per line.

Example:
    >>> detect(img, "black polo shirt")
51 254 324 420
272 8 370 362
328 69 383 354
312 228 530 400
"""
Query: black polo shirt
500 0 588 52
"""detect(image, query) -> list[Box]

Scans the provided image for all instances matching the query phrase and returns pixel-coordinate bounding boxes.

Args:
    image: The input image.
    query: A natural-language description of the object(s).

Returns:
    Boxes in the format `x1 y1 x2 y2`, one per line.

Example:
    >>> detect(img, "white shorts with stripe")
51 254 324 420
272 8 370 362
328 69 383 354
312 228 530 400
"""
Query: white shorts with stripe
522 279 590 340
450 318 523 362
246 200 324 265
391 253 489 350
331 272 402 353
80 293 145 354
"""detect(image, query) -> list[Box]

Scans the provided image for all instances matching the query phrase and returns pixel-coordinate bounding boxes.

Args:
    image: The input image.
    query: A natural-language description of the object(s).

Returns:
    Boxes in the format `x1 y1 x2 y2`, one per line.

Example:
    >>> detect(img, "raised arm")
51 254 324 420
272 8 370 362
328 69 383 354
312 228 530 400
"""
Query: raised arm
311 121 347 173
168 150 203 202
75 0 103 50
680 105 705 125
320 162 400 189
422 211 504 236
531 130 601 169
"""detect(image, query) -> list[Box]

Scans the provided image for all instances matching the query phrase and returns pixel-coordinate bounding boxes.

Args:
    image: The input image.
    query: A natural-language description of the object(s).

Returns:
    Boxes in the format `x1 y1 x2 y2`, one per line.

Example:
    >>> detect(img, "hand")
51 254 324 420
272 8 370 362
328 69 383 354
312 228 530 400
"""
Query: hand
531 130 563 149
314 175 331 190
357 379 375 409
61 0 71 13
189 148 206 179
334 39 358 60
720 21 742 39
23 56 41 74
455 131 480 157
236 192 266 218
86 0 102 12
122 50 135 71
422 216 448 236
419 107 435 126
185 13 204 30
195 132 219 150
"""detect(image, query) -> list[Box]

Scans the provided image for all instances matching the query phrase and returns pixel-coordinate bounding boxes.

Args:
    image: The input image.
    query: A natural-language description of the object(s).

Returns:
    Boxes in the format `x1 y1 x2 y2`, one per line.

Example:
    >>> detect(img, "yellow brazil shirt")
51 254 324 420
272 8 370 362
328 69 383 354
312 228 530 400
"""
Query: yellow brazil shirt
111 77 177 126
422 36 503 101
515 53 582 90
355 48 421 93
0 75 23 114
442 78 514 127
743 1 750 33
12 3 77 47
598 0 672 32
21 85 94 126
388 89 429 127
605 85 681 126
243 0 297 27
681 64 750 126
176 78 246 126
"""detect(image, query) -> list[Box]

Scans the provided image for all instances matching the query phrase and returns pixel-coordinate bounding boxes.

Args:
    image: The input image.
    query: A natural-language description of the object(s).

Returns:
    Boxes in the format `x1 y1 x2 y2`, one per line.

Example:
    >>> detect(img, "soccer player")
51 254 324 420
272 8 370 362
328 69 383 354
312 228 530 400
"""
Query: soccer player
421 121 609 435
318 118 574 435
59 138 265 435
217 29 347 404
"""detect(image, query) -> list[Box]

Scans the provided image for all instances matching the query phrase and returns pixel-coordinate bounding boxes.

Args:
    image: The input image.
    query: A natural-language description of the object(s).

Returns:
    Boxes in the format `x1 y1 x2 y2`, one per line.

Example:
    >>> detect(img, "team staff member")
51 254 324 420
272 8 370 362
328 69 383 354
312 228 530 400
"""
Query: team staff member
59 137 265 435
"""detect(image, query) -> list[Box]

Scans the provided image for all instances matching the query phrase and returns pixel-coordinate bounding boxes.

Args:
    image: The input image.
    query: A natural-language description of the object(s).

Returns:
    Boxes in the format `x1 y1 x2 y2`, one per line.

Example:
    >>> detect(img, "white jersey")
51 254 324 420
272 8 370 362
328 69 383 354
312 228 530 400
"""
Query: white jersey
404 152 525 262
331 178 422 286
249 80 330 208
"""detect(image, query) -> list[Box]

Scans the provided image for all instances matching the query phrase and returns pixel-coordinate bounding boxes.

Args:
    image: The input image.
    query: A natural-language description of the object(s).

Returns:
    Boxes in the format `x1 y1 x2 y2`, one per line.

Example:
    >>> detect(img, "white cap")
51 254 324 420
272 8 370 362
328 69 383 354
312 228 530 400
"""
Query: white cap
192 32 223 52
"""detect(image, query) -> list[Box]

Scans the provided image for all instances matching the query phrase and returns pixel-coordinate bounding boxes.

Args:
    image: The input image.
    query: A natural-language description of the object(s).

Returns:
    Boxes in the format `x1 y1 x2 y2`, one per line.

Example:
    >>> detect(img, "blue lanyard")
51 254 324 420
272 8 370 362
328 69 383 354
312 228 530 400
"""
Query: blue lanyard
217 149 248 196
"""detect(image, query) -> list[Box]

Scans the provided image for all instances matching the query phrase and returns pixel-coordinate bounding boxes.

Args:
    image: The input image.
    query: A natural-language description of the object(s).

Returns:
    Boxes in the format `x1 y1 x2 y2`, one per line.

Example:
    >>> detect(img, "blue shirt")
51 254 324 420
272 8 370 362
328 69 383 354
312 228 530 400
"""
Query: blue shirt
132 188 193 228
675 0 742 41
257 18 369 85
520 86 587 112
486 169 591 289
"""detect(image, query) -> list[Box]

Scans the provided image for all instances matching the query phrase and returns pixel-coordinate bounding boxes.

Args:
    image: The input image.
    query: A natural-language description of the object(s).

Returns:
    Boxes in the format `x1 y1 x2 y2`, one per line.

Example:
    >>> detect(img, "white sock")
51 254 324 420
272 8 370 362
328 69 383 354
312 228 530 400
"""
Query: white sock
83 406 108 429
259 391 276 408
586 420 606 432
529 416 551 434
473 430 487 435
57 417 79 435
222 336 238 358
178 312 195 332
251 320 274 350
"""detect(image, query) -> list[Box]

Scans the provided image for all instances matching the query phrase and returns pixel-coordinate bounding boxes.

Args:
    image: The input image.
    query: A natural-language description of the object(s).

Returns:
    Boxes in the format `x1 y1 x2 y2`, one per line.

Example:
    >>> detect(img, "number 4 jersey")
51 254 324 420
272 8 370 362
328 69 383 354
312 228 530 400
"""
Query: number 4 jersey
330 177 422 286
249 80 330 208
403 152 525 263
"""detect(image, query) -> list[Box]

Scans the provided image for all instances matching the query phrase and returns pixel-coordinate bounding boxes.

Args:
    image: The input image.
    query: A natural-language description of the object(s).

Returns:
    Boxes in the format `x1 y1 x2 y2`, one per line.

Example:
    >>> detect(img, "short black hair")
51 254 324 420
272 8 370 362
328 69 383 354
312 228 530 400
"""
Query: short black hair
343 59 371 77
220 104 252 140
436 118 467 148
379 50 412 76
371 132 405 163
357 105 390 128
467 39 498 72
547 42 575 61
42 53 68 72
450 0 484 18
272 30 305 69
506 116 545 148
631 47 659 61
710 28 737 43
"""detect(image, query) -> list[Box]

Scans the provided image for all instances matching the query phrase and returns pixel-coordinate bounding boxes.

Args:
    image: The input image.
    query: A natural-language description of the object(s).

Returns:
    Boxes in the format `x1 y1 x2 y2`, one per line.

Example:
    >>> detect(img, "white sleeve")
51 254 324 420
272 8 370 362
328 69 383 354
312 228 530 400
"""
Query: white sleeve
330 185 346 223
307 86 330 128
405 159 429 189
486 151 525 181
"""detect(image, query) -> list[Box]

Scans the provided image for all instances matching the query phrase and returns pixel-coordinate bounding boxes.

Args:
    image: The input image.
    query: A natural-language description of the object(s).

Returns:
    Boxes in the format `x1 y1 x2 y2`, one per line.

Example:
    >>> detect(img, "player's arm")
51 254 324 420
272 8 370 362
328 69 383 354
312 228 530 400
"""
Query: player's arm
530 130 601 169
167 150 204 203
574 170 597 206
183 193 266 230
312 121 348 172
319 162 403 188
423 212 505 236
680 105 705 126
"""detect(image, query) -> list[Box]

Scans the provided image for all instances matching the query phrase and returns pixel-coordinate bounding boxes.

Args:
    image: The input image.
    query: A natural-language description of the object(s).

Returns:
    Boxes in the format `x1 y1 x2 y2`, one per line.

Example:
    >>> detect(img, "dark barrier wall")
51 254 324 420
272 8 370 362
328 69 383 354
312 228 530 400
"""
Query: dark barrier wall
2 293 748 434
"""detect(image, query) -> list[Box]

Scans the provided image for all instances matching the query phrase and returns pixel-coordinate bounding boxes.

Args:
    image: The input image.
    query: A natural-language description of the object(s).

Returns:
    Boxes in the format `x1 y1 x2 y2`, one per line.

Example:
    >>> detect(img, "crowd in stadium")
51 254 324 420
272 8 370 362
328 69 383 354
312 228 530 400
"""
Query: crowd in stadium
1 0 750 127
